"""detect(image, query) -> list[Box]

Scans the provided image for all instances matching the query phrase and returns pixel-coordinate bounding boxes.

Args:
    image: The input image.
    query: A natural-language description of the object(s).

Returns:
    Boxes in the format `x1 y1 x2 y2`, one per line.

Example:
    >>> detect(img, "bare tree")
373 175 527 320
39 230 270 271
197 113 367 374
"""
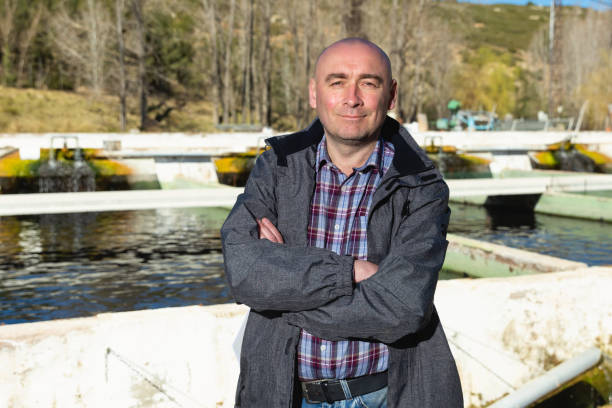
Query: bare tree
285 0 310 125
280 40 292 120
406 0 429 121
389 0 409 121
0 0 17 85
131 0 147 129
529 8 612 124
526 25 549 108
240 0 254 123
200 0 222 125
561 9 612 126
561 10 612 101
258 0 272 126
277 0 329 128
287 0 300 121
372 0 429 122
16 4 44 86
426 21 456 119
343 0 367 39
50 0 111 93
301 0 317 125
222 0 236 123
369 0 460 122
115 0 127 130
87 0 103 93
547 0 563 116
247 0 257 123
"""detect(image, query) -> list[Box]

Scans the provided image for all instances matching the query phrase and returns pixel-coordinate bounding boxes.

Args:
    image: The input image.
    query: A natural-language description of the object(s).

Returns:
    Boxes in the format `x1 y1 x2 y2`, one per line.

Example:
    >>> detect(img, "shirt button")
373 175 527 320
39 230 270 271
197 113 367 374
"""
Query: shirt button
320 345 326 351
334 224 339 230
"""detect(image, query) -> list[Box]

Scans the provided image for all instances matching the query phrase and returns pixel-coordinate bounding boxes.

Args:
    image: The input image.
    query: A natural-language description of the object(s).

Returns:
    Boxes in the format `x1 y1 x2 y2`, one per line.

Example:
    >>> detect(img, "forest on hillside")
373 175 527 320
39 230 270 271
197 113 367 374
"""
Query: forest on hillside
0 0 611 131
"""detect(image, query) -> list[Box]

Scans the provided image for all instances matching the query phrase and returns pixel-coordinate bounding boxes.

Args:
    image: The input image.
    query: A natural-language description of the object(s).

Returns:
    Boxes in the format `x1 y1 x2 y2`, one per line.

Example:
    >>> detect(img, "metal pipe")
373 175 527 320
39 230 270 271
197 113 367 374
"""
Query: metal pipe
488 347 602 408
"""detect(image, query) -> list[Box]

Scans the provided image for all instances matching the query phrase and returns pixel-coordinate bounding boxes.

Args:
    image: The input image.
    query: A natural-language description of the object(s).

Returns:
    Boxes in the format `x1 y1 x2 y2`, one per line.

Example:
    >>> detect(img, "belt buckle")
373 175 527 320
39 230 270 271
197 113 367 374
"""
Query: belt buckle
303 379 334 404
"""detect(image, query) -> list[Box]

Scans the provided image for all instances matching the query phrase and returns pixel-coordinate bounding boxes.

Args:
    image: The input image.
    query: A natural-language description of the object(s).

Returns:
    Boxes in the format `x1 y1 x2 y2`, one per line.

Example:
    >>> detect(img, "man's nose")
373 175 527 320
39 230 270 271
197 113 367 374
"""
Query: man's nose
344 83 363 107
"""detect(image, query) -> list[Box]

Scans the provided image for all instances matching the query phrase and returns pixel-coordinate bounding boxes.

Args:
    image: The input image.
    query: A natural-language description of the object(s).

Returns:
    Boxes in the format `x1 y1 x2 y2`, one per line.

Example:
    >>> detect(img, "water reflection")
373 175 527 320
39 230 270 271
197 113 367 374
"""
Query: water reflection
0 207 230 324
485 207 536 230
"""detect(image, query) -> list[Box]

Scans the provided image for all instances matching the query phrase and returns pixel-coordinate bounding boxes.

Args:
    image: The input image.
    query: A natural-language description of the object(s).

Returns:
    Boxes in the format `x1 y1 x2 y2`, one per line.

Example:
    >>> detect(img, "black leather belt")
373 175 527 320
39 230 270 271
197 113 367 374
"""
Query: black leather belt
300 371 388 403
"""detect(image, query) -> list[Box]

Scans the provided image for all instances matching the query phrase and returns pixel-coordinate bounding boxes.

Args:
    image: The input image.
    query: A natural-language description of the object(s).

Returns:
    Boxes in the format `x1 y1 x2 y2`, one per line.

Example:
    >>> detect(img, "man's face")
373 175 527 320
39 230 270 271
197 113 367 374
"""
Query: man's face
309 42 397 145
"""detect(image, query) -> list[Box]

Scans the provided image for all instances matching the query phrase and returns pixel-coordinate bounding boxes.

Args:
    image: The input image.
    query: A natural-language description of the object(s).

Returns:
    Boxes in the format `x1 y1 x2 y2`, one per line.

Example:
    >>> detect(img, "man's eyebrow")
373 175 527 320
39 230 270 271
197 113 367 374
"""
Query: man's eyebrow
324 73 348 82
358 74 384 83
323 73 384 83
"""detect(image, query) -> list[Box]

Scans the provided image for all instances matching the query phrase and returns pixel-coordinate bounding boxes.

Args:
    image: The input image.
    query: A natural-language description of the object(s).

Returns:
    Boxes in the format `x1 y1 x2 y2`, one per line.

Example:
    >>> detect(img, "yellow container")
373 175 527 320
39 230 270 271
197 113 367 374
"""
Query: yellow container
213 153 257 186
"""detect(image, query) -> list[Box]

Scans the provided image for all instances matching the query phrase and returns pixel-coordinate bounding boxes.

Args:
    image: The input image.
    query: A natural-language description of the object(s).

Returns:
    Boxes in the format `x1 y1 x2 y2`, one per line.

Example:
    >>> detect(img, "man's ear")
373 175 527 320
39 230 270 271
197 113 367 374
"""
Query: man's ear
387 79 398 110
308 78 317 109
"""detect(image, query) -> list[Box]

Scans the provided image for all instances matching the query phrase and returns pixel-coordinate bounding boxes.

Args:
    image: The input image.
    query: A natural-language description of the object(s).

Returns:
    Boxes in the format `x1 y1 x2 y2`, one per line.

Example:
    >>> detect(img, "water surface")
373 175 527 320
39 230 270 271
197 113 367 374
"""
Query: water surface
449 203 612 266
0 208 228 324
1 204 610 324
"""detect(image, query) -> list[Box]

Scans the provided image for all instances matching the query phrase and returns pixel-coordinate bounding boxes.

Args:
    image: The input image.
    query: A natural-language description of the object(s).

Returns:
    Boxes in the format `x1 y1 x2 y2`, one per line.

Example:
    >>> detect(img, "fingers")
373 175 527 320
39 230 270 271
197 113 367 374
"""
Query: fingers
260 218 283 243
257 219 275 241
353 260 379 283
259 218 284 243
257 217 284 244
258 220 281 243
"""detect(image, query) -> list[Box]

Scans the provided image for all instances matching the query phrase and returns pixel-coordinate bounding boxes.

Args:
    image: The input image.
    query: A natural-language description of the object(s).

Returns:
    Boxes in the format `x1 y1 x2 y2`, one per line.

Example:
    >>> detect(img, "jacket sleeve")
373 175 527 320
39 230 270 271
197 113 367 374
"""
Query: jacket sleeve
283 178 450 344
221 149 354 312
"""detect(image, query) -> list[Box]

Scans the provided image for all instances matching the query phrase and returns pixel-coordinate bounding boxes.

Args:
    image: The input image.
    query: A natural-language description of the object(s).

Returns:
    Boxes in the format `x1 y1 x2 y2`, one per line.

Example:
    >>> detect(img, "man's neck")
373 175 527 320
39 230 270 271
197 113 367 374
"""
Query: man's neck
325 136 378 176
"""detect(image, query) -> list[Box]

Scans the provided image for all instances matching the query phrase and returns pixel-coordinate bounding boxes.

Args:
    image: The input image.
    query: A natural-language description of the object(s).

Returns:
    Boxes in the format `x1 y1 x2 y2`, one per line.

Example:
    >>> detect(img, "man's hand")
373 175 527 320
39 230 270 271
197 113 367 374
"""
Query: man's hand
257 217 284 244
353 260 378 283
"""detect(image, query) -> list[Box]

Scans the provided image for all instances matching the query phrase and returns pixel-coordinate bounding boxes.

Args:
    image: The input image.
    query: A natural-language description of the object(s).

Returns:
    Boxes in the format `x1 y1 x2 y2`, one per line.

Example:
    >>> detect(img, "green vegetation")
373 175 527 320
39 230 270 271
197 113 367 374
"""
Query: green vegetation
451 47 520 116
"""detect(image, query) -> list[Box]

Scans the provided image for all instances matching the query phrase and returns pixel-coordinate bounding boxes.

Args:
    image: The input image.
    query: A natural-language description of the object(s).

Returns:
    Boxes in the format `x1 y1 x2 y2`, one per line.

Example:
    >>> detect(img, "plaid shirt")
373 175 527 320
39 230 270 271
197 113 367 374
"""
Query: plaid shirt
297 135 395 381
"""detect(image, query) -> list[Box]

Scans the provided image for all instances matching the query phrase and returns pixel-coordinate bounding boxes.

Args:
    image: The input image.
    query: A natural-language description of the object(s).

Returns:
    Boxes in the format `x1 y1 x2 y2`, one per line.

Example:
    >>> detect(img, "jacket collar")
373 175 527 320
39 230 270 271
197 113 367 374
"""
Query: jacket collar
264 119 322 167
265 116 432 176
379 117 432 176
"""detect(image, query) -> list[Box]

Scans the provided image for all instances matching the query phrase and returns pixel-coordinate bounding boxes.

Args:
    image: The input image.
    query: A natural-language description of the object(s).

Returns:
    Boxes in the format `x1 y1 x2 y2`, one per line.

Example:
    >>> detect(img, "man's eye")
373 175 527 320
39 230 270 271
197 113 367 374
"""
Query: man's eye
330 81 343 86
362 81 377 87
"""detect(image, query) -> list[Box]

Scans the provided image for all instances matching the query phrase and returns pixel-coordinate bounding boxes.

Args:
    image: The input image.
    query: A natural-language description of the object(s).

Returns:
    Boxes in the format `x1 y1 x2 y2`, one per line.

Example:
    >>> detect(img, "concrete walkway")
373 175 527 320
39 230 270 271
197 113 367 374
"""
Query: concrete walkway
448 173 612 197
0 187 243 216
1 173 612 216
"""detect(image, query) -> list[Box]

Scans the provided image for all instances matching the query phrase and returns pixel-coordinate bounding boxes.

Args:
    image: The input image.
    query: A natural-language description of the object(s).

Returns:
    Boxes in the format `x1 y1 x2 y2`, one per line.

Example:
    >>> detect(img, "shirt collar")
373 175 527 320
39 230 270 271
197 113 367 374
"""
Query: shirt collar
315 134 384 174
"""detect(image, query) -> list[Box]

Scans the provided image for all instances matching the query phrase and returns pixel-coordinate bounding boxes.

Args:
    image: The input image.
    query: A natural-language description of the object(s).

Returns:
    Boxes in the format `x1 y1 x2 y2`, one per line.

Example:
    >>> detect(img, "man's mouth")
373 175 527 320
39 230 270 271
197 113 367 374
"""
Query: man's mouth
339 114 366 120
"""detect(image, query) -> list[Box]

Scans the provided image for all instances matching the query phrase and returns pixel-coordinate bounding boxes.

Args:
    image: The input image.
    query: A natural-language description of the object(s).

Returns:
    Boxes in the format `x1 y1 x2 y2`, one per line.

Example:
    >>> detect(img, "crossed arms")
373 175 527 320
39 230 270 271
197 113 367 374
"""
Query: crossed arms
257 217 379 283
221 149 450 343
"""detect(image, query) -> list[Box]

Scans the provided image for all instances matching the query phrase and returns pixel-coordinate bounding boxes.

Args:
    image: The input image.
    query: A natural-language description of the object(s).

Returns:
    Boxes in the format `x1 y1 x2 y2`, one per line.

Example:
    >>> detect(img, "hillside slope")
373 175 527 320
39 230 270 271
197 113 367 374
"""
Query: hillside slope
0 86 214 133
432 2 550 55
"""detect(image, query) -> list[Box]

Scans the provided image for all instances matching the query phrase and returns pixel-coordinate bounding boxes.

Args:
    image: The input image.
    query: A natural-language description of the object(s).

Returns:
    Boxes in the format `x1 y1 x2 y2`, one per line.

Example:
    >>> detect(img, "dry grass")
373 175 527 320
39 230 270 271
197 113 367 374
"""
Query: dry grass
0 86 215 133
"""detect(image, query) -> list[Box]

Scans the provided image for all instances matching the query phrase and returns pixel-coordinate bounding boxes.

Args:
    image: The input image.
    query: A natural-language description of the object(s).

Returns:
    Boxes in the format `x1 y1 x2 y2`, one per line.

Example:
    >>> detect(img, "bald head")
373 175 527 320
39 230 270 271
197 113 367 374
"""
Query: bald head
308 37 397 149
314 38 392 84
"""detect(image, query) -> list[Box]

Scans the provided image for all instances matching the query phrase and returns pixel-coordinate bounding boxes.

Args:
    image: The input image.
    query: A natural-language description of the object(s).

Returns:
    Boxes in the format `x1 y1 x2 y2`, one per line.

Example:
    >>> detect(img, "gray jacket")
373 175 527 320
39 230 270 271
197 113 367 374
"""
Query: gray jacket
221 117 463 407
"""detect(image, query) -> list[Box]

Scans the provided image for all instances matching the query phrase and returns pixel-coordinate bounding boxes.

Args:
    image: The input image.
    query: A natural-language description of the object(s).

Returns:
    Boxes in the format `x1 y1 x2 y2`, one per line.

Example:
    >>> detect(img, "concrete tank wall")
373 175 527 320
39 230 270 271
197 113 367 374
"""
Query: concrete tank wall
0 304 247 408
1 267 611 407
436 266 612 407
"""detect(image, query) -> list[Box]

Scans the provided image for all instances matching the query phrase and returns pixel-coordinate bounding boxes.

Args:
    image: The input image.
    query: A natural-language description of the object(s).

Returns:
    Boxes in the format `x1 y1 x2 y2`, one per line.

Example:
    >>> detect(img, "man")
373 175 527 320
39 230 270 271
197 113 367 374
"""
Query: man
221 38 462 407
